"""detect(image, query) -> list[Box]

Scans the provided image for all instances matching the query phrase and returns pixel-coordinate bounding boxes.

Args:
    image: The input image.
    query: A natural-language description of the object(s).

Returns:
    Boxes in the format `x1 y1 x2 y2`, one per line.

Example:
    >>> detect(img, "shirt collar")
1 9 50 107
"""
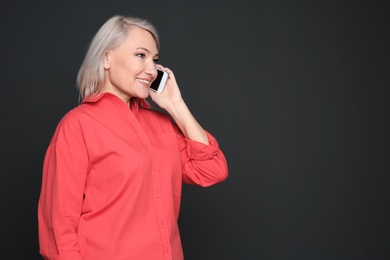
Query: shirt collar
82 92 151 109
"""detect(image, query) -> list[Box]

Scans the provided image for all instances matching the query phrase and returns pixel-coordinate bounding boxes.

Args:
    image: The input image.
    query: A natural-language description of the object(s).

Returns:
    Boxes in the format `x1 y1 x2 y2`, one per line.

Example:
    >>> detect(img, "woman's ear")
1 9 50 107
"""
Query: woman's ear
104 51 111 69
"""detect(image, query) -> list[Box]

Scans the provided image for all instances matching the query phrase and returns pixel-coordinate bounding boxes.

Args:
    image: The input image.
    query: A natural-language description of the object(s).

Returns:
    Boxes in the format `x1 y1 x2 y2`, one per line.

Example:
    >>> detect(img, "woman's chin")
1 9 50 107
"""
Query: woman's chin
137 90 150 99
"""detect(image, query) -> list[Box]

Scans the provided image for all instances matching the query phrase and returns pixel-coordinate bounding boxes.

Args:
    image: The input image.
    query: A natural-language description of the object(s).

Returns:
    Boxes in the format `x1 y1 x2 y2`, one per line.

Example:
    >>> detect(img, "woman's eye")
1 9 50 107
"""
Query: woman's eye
137 53 146 59
153 59 159 64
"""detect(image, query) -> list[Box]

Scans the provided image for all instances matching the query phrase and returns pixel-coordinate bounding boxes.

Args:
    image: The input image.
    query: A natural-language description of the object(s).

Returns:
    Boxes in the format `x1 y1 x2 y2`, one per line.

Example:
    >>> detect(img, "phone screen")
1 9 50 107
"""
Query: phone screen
150 69 164 91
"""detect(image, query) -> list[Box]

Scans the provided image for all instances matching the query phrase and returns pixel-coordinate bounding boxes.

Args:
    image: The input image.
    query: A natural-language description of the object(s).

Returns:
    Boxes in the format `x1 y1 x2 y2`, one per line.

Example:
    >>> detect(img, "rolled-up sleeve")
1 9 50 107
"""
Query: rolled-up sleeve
178 130 228 187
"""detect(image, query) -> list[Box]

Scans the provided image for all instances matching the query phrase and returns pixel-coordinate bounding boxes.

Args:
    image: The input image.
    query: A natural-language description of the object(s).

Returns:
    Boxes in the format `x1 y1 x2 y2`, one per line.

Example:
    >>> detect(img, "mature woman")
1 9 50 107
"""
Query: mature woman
38 15 228 260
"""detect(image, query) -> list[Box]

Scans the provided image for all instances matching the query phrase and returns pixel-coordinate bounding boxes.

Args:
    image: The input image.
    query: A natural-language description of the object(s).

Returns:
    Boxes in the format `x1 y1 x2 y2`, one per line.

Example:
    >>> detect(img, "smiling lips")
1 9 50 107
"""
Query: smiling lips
136 78 151 86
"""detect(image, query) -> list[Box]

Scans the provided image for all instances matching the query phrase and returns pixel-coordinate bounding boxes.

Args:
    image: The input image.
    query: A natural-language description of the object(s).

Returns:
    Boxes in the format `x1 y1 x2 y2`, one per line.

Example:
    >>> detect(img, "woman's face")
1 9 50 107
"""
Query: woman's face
102 26 159 104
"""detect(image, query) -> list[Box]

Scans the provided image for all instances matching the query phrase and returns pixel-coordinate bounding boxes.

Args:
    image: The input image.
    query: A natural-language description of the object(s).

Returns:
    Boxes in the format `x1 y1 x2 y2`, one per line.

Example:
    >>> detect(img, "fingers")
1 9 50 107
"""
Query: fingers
157 64 175 79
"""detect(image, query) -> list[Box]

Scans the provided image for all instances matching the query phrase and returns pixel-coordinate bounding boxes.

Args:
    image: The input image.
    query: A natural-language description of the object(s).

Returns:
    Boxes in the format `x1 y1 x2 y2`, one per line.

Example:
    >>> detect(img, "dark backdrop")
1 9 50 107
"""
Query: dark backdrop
1 0 389 259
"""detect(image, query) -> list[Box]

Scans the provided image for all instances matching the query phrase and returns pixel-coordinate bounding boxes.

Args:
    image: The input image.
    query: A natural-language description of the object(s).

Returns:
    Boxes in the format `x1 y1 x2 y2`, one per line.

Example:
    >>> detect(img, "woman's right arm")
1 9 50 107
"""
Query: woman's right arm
38 113 89 260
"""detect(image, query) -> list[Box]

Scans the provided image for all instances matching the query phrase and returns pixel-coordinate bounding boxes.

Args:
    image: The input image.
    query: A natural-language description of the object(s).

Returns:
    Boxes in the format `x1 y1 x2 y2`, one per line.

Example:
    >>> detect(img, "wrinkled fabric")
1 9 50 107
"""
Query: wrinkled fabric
38 93 228 260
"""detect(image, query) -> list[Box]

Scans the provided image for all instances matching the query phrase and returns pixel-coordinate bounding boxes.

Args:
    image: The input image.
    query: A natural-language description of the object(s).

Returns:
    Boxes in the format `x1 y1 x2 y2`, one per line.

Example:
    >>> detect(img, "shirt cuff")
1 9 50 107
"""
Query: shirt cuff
185 131 220 160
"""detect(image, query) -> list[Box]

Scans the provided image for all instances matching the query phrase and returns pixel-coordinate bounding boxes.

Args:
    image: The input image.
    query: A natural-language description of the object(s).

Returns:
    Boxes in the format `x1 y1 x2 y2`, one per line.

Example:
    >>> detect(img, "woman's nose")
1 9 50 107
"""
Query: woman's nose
145 62 157 78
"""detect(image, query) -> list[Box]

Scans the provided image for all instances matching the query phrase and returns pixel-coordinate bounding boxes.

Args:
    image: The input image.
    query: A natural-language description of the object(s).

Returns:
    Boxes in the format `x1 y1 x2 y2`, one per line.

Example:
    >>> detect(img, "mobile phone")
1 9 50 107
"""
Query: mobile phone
150 69 168 93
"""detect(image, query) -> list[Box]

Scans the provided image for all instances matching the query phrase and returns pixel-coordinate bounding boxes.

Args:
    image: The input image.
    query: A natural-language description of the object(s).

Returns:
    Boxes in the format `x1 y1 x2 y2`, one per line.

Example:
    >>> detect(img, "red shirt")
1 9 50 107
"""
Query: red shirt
38 93 228 260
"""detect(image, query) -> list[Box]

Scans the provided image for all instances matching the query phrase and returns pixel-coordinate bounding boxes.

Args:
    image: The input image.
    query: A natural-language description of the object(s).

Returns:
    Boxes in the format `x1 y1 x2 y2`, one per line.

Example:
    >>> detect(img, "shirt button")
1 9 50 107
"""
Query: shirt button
155 194 160 198
161 220 166 225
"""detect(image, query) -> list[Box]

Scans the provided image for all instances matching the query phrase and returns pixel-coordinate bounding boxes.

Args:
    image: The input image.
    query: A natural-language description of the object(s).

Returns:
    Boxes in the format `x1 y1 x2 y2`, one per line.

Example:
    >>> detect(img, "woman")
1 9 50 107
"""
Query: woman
38 15 228 260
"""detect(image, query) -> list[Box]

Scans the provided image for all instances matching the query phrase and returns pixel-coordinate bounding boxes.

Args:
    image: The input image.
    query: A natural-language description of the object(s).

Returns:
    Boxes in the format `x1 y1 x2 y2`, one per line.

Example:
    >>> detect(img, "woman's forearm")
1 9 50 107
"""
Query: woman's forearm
166 100 208 145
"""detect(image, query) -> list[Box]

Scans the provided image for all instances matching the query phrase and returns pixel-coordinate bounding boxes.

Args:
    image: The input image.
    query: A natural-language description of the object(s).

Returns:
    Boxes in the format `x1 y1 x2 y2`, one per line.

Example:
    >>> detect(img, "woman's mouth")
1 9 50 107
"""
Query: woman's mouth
136 78 151 86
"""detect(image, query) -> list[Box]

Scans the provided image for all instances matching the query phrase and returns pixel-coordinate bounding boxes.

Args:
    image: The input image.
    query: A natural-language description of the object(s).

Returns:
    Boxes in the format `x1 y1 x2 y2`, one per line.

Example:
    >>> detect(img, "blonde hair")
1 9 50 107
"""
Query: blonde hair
76 15 159 100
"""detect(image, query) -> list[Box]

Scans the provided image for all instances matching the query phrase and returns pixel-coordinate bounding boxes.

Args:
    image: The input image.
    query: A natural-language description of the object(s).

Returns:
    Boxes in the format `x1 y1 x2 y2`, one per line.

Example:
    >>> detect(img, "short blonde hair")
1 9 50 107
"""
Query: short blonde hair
76 15 159 100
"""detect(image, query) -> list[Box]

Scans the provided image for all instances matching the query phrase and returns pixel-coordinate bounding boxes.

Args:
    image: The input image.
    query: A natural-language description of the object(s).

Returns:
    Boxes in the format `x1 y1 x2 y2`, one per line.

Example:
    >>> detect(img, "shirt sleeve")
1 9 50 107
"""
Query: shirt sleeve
38 112 88 260
177 129 229 187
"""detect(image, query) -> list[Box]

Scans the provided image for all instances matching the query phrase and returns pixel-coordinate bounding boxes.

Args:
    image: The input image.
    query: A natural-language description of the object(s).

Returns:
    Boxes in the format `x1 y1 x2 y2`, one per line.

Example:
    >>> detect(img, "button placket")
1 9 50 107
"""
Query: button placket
150 160 172 259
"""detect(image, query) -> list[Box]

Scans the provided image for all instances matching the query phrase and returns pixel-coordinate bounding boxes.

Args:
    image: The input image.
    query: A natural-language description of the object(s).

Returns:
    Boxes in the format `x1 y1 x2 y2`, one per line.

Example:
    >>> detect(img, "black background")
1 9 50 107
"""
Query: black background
1 0 389 259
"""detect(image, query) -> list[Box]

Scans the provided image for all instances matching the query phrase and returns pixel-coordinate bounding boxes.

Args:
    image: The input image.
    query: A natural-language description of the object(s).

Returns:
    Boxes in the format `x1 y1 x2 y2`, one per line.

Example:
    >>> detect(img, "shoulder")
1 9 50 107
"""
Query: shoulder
58 105 87 125
46 107 82 145
142 106 172 123
139 106 180 134
52 104 91 138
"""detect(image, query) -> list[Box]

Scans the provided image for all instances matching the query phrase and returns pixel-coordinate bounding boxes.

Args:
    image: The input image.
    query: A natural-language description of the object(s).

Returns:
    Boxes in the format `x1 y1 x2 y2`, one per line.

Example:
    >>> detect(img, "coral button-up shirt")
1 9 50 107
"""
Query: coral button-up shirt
38 93 228 260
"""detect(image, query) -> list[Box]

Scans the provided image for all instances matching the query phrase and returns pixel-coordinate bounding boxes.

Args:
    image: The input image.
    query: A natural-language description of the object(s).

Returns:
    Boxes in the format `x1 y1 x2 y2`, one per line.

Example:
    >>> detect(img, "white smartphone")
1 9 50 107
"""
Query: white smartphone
150 69 168 93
